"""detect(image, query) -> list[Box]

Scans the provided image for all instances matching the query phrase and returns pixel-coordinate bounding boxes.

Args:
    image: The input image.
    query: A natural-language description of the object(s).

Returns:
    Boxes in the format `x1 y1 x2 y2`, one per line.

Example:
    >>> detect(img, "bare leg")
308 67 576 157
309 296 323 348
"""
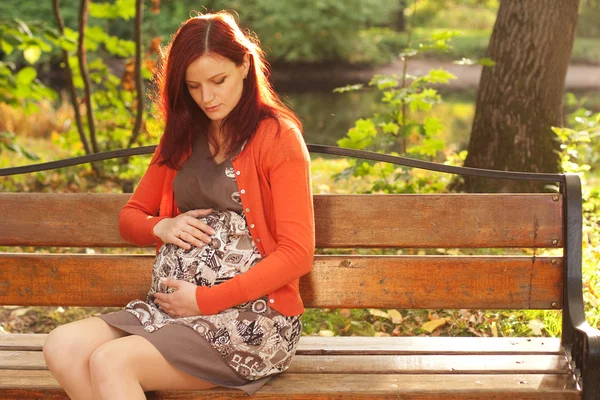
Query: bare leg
89 335 217 400
43 317 130 400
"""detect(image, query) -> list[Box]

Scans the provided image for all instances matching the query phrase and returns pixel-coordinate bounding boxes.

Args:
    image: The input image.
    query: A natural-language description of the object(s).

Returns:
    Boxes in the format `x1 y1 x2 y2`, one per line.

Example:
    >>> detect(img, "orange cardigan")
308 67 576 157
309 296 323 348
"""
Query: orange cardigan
118 118 315 316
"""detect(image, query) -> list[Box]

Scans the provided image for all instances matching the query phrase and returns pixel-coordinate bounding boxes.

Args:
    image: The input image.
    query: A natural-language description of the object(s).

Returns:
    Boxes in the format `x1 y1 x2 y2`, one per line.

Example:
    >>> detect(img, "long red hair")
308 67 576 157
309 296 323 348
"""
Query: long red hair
153 11 301 168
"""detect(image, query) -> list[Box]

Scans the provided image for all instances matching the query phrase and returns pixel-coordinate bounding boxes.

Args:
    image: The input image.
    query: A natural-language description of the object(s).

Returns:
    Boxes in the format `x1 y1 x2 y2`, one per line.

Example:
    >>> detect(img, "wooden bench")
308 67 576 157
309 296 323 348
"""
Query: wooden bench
0 149 599 399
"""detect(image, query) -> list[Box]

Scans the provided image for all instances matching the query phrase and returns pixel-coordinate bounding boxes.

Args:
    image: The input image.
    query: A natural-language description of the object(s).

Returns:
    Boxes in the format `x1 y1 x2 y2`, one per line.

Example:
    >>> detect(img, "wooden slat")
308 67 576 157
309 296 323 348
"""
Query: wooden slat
0 254 563 309
0 350 569 375
0 371 580 399
0 193 564 248
295 337 564 355
0 334 564 355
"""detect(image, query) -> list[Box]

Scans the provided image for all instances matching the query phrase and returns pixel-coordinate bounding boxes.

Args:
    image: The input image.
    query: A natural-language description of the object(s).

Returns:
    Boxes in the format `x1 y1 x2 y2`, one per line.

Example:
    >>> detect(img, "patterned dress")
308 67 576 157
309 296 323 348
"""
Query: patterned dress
98 133 303 396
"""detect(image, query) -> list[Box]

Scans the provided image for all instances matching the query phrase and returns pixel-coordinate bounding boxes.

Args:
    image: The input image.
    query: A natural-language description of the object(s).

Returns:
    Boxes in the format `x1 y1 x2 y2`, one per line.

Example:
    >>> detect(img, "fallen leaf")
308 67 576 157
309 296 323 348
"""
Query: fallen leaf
374 332 391 337
527 320 545 336
368 309 391 320
428 312 440 320
422 319 446 333
318 330 335 337
339 308 351 318
387 309 403 324
491 321 498 337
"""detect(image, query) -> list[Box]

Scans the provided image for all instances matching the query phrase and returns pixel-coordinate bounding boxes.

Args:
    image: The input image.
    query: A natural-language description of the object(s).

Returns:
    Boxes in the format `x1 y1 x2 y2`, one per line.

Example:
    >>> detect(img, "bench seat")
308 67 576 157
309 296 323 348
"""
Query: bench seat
0 334 579 399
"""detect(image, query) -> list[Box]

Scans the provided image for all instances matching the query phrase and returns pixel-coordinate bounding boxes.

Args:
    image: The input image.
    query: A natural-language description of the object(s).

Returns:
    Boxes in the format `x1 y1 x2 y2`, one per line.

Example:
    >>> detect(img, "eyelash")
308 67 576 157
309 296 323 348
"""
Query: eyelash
188 78 226 90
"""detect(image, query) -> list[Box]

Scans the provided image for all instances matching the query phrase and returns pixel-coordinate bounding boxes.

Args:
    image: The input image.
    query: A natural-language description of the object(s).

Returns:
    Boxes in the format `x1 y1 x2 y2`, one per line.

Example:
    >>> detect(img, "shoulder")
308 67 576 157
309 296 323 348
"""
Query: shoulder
255 116 302 141
253 116 308 163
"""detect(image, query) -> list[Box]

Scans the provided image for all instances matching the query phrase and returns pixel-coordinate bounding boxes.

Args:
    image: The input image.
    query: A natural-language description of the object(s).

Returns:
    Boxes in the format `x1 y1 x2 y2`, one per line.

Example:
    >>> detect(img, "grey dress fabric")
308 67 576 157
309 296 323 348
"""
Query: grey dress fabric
98 133 303 396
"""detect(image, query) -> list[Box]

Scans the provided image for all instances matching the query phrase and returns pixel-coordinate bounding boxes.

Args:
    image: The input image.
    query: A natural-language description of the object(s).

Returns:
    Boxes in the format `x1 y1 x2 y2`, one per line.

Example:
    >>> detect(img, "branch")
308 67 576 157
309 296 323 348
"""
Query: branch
128 0 145 148
78 0 99 153
52 0 91 155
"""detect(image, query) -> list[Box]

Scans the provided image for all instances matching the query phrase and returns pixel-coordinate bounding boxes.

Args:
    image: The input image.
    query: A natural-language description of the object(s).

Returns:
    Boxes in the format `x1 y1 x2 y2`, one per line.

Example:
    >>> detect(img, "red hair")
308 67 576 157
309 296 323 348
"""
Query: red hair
153 11 301 168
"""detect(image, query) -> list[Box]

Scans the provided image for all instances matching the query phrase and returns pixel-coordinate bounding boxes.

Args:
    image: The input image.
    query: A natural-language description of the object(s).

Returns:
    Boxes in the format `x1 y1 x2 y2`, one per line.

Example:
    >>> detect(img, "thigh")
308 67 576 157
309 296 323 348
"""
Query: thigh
44 316 130 360
93 335 217 392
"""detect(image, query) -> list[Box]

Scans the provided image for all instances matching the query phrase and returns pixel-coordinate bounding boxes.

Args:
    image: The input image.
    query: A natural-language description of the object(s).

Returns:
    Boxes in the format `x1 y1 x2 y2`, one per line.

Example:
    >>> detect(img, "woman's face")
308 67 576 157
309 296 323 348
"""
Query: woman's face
185 53 249 128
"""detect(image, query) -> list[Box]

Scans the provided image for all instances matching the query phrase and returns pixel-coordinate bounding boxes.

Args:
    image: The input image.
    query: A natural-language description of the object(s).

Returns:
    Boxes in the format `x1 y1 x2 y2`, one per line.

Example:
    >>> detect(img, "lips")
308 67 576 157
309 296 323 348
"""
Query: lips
205 104 221 112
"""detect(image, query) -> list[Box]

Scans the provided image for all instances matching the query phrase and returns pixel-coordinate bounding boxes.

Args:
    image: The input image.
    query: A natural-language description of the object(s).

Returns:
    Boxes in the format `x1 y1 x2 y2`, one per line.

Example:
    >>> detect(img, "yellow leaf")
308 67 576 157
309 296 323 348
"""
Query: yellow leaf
387 309 403 324
422 319 446 333
318 330 335 337
368 309 391 319
491 321 498 337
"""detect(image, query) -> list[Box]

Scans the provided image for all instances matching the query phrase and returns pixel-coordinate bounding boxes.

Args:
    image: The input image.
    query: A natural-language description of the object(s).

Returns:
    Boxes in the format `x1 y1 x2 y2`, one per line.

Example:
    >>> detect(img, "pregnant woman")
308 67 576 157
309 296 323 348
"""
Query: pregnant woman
43 11 315 399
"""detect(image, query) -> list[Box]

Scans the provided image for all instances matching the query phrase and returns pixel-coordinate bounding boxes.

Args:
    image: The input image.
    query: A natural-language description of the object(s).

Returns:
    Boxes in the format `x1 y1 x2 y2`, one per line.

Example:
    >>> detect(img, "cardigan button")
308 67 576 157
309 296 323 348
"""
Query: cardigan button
236 171 241 176
245 208 250 212
269 299 275 304
250 224 255 228
255 238 261 243
240 189 246 194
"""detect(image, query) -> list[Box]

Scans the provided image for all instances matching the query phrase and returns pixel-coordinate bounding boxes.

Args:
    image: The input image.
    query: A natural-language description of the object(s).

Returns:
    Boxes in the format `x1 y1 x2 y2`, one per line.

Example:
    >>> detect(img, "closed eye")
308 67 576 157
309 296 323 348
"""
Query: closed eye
214 78 226 85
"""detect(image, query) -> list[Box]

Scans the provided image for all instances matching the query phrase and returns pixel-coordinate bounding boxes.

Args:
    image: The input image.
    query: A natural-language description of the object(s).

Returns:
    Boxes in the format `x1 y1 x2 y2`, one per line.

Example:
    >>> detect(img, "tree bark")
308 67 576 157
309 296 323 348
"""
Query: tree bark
461 0 579 193
127 0 145 148
78 0 99 153
52 0 91 155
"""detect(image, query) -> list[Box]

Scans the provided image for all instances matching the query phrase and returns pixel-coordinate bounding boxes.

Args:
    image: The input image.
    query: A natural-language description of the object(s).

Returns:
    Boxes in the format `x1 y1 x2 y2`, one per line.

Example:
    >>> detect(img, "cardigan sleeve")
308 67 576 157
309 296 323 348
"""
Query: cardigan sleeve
195 121 315 315
118 141 171 246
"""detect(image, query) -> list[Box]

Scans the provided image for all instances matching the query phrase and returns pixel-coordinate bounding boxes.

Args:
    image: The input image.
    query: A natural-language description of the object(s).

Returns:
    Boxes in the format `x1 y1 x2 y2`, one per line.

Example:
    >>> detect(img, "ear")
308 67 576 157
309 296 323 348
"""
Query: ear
242 54 250 77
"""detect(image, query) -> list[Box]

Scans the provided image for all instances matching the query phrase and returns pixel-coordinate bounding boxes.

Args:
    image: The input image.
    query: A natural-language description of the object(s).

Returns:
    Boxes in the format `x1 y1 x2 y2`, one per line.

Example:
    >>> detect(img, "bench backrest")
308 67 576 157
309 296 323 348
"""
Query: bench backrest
0 192 564 310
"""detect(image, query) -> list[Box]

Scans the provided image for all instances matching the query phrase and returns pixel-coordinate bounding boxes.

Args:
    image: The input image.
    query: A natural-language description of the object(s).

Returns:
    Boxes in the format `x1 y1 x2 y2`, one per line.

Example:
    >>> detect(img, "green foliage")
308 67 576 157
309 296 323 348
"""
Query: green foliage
203 0 400 63
0 131 39 160
332 24 467 194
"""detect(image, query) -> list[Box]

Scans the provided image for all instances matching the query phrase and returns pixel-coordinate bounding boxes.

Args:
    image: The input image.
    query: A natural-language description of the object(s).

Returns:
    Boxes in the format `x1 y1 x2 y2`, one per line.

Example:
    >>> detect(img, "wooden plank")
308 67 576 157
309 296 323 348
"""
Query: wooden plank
0 371 580 399
289 354 569 374
0 335 564 355
0 193 564 248
0 254 563 309
0 350 569 375
296 337 564 355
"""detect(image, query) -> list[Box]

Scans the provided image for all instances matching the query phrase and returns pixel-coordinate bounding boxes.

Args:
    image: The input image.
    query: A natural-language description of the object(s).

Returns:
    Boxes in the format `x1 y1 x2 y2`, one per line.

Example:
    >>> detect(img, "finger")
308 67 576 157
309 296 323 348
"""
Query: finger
186 217 216 237
178 231 206 248
186 208 213 217
161 277 180 289
173 235 192 250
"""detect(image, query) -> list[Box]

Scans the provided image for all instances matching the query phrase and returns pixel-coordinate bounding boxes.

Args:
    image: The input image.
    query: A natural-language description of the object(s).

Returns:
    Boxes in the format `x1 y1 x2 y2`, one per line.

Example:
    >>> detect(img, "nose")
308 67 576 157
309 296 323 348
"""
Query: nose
200 85 215 104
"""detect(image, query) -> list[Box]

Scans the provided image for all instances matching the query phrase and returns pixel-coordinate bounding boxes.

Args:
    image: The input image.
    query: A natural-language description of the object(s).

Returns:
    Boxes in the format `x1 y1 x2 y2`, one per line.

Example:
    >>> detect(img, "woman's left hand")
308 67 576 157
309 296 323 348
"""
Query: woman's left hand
153 278 201 317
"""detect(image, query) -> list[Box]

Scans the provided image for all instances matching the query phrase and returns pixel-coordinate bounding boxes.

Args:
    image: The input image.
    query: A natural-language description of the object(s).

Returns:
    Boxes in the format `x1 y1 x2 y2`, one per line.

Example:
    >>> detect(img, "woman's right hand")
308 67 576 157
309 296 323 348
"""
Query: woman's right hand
152 209 216 249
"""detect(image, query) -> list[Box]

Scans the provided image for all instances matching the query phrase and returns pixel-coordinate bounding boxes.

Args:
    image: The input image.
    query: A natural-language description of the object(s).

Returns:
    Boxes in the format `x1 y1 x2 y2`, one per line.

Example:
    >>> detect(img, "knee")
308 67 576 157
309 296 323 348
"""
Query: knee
89 342 128 384
43 324 86 373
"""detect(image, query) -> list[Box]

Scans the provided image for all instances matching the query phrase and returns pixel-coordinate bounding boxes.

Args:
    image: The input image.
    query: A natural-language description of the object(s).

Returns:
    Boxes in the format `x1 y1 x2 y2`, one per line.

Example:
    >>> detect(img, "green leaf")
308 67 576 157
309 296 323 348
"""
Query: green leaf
5 142 22 155
104 36 135 57
369 74 399 90
23 45 41 64
381 122 400 135
407 138 445 157
333 83 363 93
1 40 14 55
338 118 377 150
90 0 135 20
21 147 40 161
0 131 16 140
479 57 496 67
16 66 37 85
430 30 462 41
58 36 78 52
424 117 444 137
419 69 457 85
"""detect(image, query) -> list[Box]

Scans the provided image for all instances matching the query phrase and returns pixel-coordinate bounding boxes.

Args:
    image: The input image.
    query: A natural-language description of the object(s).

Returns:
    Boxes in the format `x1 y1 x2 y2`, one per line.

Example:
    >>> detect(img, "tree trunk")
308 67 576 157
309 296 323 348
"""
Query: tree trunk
461 0 579 193
395 1 406 32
